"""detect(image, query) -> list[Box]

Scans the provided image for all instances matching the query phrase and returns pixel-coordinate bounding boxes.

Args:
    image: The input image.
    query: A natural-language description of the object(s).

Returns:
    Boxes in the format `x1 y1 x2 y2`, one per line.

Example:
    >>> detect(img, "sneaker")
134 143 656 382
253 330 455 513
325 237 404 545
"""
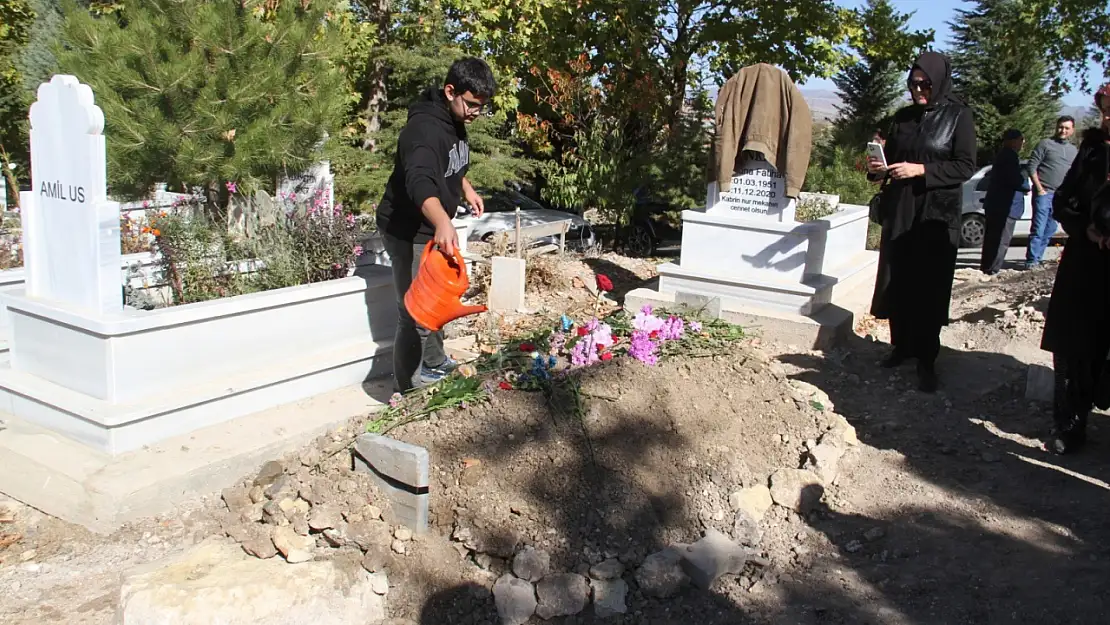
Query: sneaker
418 357 459 385
1024 262 1042 271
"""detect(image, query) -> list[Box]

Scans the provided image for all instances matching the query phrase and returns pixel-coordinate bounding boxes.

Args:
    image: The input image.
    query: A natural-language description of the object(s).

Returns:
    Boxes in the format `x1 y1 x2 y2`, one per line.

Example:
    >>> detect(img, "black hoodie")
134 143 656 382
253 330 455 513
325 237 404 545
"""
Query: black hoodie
376 87 470 243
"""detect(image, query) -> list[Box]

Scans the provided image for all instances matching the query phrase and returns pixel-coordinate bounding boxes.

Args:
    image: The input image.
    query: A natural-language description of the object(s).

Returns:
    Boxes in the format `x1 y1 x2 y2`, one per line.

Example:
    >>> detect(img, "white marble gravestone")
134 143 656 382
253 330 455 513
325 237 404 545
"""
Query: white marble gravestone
25 75 122 314
705 156 796 223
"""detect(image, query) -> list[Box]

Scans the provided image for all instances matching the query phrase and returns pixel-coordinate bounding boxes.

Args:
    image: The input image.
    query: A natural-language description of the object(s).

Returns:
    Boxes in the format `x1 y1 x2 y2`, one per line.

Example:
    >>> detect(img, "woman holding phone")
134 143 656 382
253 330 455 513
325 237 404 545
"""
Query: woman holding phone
867 51 977 392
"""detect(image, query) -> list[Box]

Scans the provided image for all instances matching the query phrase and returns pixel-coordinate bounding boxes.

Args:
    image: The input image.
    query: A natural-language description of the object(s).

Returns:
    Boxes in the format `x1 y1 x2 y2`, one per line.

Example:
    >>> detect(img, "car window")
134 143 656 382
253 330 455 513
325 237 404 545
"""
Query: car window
483 194 516 213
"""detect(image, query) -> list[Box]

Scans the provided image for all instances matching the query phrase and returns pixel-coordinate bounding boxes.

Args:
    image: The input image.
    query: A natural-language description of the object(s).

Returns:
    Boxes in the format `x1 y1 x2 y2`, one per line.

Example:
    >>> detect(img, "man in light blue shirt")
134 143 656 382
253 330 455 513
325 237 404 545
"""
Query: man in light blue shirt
1024 116 1078 268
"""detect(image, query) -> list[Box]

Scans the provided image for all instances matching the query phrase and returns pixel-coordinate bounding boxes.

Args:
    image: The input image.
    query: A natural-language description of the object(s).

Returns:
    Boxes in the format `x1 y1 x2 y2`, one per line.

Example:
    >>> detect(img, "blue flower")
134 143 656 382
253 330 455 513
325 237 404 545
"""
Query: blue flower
560 314 573 331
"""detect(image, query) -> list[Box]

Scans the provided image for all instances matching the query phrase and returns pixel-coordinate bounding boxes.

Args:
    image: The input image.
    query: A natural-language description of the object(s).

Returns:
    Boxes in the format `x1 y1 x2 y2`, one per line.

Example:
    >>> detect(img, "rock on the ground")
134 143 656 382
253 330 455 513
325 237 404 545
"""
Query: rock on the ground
361 544 391 573
118 538 385 625
222 486 253 520
680 529 752 590
826 413 859 447
394 526 413 542
253 461 284 488
493 574 537 625
535 573 590 619
240 525 278 560
592 578 628 618
391 539 407 555
768 468 825 513
635 546 690 599
307 504 341 531
348 519 393 551
512 546 551 583
370 571 389 595
731 509 763 547
806 442 846 483
272 526 315 563
589 558 625 581
728 485 774 522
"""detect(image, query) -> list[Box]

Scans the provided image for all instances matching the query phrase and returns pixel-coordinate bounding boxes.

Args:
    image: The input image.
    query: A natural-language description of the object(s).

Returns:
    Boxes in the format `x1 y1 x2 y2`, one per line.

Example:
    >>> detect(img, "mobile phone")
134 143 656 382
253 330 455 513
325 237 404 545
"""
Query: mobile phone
867 142 887 168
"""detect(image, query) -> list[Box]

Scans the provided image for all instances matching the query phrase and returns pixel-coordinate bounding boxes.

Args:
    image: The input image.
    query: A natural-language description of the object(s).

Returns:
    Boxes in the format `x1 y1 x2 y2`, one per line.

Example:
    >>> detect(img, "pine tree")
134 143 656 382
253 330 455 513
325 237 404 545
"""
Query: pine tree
831 0 932 150
56 0 348 211
950 0 1059 164
16 0 64 92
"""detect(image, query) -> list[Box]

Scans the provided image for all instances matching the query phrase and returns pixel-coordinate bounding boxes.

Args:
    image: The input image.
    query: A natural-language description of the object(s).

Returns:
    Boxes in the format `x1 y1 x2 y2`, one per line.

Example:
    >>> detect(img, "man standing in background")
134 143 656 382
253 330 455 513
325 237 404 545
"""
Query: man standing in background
980 129 1029 275
1025 116 1078 269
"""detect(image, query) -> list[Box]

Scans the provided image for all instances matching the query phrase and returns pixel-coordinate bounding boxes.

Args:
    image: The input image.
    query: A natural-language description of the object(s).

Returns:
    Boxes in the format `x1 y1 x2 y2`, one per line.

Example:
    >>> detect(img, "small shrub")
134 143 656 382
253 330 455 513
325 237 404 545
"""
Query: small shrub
149 191 361 305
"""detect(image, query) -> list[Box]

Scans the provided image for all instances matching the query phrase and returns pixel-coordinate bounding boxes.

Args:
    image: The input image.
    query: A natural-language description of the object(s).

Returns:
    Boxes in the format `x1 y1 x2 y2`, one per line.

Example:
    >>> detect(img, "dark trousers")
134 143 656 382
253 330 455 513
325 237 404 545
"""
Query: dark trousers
980 211 1017 274
890 317 942 365
382 234 447 392
1053 351 1110 429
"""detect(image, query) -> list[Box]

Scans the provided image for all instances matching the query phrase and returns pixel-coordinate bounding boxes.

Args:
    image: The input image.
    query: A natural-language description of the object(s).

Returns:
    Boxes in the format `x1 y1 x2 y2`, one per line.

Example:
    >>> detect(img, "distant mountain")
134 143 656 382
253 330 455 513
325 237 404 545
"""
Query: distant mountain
798 89 842 122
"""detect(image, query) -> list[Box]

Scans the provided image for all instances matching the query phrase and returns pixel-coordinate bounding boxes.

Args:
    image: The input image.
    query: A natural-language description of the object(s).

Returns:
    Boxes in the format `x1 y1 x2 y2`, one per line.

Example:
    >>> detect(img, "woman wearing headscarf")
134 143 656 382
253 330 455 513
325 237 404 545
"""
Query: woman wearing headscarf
1039 84 1110 454
867 52 977 393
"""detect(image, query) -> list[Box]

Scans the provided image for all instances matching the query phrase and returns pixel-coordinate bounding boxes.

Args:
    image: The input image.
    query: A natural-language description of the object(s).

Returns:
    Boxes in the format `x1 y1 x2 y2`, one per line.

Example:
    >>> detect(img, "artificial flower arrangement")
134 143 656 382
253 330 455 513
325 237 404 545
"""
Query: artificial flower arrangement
373 273 724 433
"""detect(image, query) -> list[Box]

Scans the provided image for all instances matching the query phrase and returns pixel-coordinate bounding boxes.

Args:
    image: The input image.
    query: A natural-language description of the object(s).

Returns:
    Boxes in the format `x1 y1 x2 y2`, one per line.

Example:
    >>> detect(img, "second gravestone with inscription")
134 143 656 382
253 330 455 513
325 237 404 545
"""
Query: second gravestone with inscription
24 74 122 314
626 63 877 337
706 156 795 223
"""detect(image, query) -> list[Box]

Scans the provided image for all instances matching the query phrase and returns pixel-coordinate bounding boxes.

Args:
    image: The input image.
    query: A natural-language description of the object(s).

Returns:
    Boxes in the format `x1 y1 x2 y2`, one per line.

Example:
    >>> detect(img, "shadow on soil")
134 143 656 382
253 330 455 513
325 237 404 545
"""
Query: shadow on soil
411 323 1110 623
776 331 1110 623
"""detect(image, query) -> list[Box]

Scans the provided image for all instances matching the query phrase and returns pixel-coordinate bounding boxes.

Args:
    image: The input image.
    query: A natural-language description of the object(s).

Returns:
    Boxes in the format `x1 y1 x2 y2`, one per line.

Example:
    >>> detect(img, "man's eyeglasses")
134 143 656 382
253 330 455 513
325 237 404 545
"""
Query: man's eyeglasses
909 79 932 91
461 98 490 114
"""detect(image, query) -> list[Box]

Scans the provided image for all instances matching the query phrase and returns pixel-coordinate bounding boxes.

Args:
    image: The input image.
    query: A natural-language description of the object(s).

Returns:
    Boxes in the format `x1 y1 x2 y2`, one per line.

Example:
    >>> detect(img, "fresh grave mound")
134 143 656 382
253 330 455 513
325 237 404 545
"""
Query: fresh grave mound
388 338 860 598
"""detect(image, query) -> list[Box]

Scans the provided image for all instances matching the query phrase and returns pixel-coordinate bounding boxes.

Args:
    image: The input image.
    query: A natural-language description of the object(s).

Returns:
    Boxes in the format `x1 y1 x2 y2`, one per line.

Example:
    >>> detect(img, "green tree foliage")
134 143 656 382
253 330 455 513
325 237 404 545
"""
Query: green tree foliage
1016 0 1109 93
0 0 35 187
832 0 933 149
56 0 348 211
950 0 1060 164
16 0 64 92
329 0 534 211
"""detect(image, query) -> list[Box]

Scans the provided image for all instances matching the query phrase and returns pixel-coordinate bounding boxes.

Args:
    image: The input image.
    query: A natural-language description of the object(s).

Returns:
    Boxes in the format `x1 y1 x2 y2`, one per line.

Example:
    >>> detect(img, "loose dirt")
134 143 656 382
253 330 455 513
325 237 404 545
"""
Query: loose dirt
3 256 1109 625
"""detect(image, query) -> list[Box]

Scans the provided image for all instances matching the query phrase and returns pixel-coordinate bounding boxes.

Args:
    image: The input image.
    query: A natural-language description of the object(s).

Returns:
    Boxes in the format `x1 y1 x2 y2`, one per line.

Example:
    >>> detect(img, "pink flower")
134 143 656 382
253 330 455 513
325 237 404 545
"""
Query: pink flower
633 306 664 334
353 245 364 256
225 181 237 194
346 213 356 226
628 330 658 366
689 320 703 333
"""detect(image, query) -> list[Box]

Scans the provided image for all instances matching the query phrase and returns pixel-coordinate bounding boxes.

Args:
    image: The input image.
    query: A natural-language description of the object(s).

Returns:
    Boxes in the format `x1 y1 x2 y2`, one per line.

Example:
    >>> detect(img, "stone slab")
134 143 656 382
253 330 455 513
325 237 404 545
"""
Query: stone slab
489 256 526 311
1026 363 1054 402
0 380 391 534
352 434 430 534
353 434 429 488
118 538 385 624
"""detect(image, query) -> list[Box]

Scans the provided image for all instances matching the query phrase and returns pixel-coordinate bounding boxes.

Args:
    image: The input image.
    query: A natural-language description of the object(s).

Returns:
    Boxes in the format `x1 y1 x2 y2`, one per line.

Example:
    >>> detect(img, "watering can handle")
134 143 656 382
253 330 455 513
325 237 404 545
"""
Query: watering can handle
421 240 466 273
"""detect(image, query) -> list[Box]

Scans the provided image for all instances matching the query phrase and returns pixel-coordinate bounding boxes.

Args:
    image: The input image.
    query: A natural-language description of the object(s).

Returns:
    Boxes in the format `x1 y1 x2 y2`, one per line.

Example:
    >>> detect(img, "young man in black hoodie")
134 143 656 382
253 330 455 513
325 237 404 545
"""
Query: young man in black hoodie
376 57 495 392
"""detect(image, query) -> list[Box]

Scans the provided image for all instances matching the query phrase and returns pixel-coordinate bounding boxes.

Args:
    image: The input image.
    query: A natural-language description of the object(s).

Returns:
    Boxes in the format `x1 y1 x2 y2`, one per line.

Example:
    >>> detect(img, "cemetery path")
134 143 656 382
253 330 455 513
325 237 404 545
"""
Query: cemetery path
3 258 1109 624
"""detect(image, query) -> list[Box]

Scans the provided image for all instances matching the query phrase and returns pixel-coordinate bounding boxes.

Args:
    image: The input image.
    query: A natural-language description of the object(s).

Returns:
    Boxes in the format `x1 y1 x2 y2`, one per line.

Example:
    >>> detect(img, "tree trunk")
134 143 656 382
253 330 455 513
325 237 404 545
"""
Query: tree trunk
360 0 392 151
361 63 388 151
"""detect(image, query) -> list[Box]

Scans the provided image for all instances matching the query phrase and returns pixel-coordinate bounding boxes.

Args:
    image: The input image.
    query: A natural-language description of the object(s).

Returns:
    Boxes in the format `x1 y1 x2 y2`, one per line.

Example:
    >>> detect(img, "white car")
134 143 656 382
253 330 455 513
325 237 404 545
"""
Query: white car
455 189 596 251
959 162 1064 248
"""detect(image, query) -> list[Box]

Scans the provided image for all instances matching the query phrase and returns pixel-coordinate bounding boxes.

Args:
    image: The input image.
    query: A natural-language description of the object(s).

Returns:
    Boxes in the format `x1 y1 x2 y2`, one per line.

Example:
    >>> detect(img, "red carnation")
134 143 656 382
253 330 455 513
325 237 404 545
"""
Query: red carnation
600 351 613 362
595 274 614 292
577 327 589 337
499 381 513 390
650 330 659 339
519 342 536 352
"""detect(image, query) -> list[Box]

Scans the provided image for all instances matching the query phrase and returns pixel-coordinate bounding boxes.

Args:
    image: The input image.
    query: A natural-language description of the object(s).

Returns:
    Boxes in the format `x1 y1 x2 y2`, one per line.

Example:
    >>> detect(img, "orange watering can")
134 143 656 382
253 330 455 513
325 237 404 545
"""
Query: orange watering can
404 241 487 332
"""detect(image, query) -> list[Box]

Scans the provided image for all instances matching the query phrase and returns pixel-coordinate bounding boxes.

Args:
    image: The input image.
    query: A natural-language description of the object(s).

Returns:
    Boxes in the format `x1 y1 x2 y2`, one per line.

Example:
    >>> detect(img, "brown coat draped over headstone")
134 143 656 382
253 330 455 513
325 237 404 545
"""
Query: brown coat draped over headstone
708 63 813 199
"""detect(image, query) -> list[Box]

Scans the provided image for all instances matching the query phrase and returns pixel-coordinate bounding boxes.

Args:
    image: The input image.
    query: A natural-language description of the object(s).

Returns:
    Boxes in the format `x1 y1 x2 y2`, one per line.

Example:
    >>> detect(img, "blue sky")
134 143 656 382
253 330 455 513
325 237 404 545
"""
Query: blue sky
804 0 1098 107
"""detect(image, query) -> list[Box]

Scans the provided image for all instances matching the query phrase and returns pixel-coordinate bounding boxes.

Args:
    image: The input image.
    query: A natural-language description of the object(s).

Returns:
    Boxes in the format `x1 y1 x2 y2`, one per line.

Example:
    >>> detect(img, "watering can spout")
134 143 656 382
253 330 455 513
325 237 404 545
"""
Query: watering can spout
404 241 487 332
